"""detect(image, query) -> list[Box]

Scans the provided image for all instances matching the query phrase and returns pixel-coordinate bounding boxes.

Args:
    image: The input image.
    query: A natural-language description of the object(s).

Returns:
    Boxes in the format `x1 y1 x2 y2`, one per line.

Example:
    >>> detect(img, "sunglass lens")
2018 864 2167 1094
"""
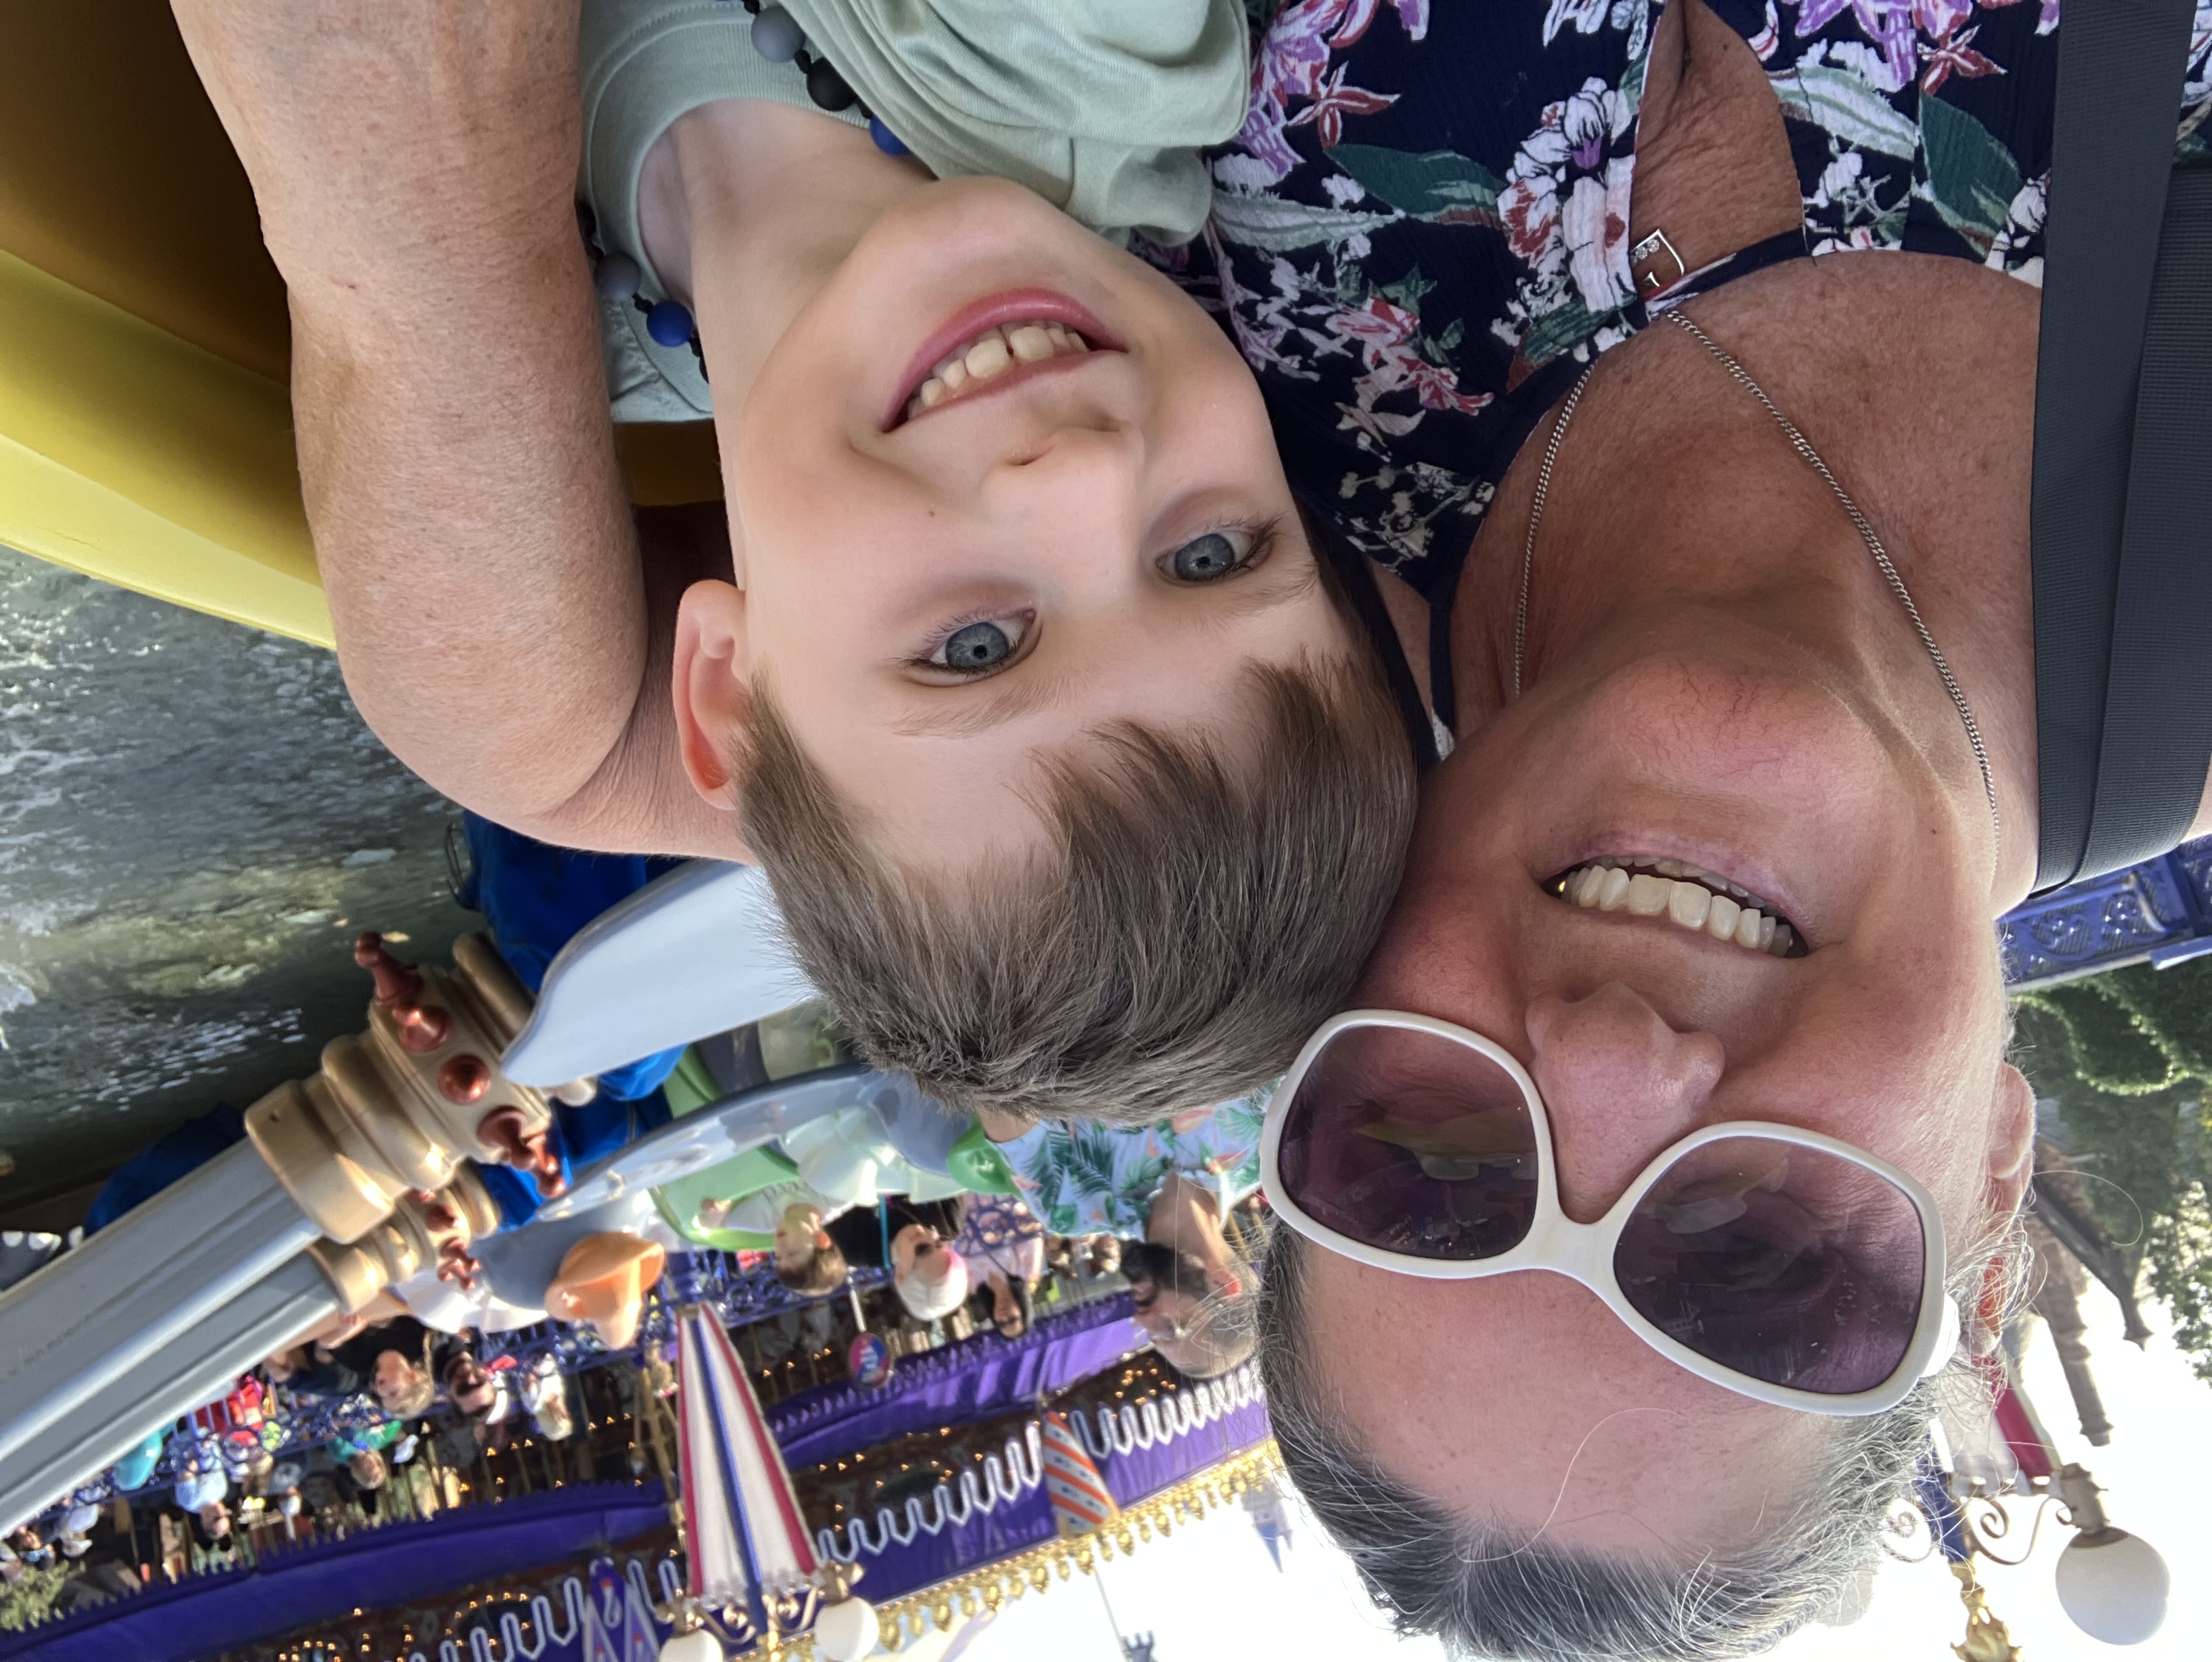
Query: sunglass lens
1277 1024 1541 1260
1612 1136 1925 1396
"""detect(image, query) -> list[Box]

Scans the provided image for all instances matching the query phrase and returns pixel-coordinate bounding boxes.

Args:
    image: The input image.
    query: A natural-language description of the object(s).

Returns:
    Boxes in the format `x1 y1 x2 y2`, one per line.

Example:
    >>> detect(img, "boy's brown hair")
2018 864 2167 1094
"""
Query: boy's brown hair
738 626 1415 1123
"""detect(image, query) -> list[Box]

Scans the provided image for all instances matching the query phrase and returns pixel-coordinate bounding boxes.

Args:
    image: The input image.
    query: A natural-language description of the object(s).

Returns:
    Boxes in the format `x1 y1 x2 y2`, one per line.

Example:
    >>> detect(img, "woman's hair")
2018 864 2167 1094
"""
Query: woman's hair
773 1234 850 1297
738 636 1416 1125
1259 1221 2026 1661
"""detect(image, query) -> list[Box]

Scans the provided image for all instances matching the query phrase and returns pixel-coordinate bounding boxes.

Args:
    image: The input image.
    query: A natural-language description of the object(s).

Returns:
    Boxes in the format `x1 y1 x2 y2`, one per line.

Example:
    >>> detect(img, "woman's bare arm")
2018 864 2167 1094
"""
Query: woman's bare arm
172 1 742 858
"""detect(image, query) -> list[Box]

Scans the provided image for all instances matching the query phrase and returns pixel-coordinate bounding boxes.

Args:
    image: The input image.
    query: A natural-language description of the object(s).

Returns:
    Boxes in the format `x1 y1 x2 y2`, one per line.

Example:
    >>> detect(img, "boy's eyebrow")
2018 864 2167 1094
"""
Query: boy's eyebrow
893 666 1080 739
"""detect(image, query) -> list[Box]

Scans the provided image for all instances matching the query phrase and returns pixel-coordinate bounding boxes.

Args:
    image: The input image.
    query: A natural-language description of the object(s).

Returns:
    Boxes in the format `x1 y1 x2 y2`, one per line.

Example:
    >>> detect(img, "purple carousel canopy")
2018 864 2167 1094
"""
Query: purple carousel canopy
1 1292 1244 1661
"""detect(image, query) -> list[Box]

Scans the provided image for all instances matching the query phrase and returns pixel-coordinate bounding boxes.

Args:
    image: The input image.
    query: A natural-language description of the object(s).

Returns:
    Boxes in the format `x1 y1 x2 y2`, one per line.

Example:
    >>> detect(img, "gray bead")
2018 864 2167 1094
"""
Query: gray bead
594 251 642 303
751 6 804 62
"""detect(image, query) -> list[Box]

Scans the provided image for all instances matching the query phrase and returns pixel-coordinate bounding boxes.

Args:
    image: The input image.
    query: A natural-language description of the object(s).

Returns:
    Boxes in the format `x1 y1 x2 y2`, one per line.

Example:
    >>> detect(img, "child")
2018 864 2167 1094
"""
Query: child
176 0 1418 1130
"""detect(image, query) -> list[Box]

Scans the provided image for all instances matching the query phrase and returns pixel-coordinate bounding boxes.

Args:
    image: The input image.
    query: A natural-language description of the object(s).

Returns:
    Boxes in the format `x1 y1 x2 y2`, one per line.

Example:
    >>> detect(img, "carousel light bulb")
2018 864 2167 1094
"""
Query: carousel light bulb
658 1627 724 1662
2055 1527 2168 1646
813 1595 879 1662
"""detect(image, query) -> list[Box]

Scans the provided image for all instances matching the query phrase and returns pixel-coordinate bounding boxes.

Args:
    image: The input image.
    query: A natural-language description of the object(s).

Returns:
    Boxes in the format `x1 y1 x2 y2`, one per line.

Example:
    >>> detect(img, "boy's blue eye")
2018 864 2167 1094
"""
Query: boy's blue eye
938 619 1015 670
1170 531 1239 581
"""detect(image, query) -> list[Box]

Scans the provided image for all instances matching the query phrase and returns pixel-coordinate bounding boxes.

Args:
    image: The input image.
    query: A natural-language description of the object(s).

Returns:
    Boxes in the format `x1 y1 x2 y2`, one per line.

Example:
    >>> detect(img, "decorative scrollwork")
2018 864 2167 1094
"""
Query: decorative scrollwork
1880 1493 1938 1563
1999 837 2212 988
1956 1493 2056 1568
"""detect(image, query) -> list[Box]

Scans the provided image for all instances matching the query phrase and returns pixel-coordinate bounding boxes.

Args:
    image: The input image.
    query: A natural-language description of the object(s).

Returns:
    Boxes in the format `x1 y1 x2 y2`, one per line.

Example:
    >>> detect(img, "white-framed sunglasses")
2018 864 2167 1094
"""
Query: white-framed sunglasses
1260 1011 1958 1416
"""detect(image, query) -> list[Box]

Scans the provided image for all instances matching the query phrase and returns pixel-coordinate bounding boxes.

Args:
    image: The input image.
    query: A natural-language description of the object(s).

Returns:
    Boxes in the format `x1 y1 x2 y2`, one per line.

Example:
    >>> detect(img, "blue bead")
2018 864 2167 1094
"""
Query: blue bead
593 251 641 303
645 299 695 348
869 117 908 158
751 6 803 63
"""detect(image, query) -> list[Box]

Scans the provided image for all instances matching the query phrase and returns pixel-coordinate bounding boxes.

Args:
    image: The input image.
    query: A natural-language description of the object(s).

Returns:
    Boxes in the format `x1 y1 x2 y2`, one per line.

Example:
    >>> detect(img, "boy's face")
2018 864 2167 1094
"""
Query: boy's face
681 177 1354 865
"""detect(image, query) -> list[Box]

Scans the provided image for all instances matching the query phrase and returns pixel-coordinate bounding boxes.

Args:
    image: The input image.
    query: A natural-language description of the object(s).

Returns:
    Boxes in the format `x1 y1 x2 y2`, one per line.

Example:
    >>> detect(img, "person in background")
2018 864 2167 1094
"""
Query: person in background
757 1201 851 1298
522 1355 578 1443
827 1196 970 1322
436 1341 507 1424
955 1194 1048 1338
985 1095 1264 1378
167 1431 228 1543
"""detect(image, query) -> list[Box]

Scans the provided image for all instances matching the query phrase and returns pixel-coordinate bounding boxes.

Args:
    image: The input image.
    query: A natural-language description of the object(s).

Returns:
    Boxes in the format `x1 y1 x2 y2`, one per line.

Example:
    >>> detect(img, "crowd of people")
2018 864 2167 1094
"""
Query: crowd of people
3 1072 1272 1629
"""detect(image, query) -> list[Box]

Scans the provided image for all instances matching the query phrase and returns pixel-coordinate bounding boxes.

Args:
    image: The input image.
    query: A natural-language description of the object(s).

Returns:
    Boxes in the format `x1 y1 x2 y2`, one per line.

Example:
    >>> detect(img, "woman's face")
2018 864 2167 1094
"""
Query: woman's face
1285 597 2035 1557
773 1203 824 1267
697 177 1350 863
371 1350 418 1410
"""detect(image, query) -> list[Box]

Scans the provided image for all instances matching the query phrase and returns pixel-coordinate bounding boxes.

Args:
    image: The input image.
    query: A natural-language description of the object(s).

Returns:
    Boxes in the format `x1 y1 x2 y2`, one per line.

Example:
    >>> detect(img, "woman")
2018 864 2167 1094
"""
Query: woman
954 1193 1049 1337
1198 3 2210 1658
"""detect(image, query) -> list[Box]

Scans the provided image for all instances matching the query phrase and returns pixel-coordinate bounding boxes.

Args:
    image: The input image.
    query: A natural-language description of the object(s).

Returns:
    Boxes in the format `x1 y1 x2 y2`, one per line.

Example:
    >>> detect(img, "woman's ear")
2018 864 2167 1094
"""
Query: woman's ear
672 579 755 810
1987 1061 2037 1216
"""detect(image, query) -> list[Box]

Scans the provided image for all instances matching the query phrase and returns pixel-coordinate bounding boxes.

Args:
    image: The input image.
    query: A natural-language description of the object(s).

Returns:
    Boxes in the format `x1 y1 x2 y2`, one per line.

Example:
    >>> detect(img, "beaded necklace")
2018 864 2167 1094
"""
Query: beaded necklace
578 1 915 371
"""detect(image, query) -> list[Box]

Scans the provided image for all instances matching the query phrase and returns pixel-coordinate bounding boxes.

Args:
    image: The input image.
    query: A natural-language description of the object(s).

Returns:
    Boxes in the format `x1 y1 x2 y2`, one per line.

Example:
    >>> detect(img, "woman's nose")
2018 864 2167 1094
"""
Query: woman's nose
1525 984 1726 1223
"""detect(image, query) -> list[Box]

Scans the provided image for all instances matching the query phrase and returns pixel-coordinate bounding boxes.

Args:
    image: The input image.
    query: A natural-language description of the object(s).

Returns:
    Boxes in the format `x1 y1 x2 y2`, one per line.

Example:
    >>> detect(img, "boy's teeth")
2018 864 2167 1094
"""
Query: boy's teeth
1560 858 1802 957
905 319 1091 421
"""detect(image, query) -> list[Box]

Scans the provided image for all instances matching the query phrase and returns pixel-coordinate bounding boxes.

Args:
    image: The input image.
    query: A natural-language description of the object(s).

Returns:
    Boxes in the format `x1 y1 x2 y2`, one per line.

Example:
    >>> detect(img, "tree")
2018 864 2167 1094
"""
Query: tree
2014 956 2212 1382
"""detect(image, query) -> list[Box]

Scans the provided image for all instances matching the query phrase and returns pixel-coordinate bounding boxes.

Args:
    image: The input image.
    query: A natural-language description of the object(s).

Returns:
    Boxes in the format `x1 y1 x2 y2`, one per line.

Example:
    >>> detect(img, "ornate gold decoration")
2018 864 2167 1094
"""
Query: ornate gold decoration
244 932 555 1246
307 1164 501 1312
1950 1559 2023 1662
755 1441 1283 1659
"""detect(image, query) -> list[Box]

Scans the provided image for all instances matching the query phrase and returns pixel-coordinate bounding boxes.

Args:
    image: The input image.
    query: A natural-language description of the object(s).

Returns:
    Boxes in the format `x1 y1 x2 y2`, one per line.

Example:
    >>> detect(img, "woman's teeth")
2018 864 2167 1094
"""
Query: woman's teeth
1559 858 1801 957
905 320 1089 420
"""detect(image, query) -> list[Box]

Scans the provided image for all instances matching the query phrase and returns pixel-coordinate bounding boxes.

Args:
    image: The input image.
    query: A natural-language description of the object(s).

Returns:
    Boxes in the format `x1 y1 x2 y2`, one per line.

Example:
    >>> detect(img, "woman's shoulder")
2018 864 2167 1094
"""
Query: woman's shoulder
1185 1 2196 594
1181 2 1660 593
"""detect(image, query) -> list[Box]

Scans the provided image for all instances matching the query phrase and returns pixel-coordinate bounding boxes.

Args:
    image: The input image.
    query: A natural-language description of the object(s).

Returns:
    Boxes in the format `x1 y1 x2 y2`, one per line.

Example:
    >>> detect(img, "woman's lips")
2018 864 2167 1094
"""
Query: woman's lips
884 287 1119 429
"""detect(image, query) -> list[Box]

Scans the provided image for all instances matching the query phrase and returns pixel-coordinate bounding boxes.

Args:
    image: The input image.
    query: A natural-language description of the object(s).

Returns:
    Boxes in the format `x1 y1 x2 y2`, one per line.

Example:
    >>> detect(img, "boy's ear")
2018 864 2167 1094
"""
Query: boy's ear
672 579 755 811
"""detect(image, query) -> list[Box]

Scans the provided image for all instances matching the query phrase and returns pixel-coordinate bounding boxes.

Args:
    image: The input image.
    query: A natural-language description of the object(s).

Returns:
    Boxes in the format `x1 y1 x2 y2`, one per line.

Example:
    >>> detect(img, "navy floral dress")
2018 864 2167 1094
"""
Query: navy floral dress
1156 0 2212 602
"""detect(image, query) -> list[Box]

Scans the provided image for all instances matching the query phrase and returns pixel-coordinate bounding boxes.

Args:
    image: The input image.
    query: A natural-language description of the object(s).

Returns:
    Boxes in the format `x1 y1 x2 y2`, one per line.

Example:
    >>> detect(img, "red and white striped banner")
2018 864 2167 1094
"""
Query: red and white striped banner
1040 1411 1118 1537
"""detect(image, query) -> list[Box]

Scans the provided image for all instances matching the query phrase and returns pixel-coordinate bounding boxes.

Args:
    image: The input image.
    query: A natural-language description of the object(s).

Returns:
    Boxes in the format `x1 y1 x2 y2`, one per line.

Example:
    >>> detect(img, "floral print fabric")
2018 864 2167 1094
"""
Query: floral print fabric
994 1093 1270 1237
1168 0 2212 598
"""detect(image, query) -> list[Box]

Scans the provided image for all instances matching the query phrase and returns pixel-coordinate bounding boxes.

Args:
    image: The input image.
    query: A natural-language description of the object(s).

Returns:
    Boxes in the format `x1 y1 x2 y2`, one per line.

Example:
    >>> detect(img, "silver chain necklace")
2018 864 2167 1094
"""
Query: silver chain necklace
1512 308 2001 859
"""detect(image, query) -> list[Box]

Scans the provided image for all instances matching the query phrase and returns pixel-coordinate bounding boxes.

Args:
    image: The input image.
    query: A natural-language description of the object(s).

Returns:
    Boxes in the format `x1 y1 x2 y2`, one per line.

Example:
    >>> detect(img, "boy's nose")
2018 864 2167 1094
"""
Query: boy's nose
1526 984 1725 1223
986 418 1142 538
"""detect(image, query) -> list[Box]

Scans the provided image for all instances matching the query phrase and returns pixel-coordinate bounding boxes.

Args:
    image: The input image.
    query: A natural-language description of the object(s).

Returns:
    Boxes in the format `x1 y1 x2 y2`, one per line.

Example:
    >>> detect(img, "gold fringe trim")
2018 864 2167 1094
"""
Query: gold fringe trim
766 1441 1283 1658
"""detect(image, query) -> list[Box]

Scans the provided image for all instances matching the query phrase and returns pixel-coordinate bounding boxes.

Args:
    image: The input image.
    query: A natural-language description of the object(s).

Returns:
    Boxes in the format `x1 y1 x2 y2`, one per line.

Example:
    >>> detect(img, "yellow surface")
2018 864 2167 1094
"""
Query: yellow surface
0 3 717 647
0 248 330 645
